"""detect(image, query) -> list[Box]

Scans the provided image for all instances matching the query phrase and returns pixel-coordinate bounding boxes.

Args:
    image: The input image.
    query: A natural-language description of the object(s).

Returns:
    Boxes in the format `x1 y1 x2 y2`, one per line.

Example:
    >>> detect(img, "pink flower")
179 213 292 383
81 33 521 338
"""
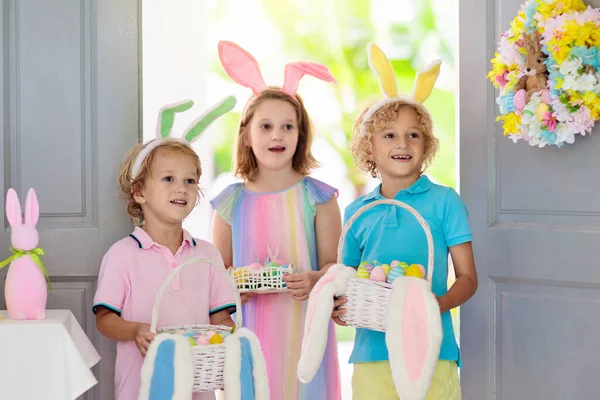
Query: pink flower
495 70 509 87
542 112 557 132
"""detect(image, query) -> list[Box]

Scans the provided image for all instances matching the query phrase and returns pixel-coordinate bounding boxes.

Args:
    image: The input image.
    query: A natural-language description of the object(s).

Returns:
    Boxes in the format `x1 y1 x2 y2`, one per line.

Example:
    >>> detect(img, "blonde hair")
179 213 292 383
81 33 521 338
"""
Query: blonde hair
350 100 439 178
233 88 318 181
117 140 202 226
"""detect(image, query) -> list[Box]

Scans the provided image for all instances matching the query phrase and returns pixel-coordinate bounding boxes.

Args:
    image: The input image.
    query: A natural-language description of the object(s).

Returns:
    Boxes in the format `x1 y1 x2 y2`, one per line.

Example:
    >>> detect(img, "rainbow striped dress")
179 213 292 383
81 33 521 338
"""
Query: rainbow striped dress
211 177 341 400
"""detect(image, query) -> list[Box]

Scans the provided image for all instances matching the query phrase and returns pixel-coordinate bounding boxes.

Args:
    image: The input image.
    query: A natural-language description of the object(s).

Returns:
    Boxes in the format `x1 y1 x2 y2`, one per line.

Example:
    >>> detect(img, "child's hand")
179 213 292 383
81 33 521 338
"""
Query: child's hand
134 323 155 357
331 296 348 326
283 271 318 301
240 292 257 305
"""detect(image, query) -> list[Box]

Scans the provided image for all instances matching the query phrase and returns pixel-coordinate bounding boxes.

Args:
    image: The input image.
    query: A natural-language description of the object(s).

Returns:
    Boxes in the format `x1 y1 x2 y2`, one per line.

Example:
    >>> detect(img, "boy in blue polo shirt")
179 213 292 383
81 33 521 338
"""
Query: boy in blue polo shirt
331 44 478 399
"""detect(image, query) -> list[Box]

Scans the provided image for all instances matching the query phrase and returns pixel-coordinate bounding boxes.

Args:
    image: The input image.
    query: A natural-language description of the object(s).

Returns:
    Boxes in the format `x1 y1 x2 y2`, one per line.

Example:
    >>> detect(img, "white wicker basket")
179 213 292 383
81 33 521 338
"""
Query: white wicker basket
338 199 435 332
149 257 242 392
231 264 297 294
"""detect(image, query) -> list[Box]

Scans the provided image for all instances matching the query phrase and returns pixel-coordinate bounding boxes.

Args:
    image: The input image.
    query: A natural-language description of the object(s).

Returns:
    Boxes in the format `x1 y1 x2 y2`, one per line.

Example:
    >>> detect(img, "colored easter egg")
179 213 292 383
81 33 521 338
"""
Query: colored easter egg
196 336 210 346
390 260 401 268
514 89 527 111
209 333 224 345
380 264 391 276
405 264 424 278
206 330 216 338
249 262 262 270
356 266 370 279
188 336 197 346
536 103 550 121
266 261 279 267
416 264 427 278
387 266 405 284
370 266 387 282
540 88 552 104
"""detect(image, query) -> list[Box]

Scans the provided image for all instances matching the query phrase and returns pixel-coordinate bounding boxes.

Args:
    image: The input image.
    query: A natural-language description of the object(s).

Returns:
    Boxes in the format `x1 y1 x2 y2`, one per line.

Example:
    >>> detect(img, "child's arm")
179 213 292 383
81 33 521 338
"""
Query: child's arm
212 212 233 268
284 196 342 301
437 242 478 314
209 309 236 328
95 308 155 356
213 212 256 304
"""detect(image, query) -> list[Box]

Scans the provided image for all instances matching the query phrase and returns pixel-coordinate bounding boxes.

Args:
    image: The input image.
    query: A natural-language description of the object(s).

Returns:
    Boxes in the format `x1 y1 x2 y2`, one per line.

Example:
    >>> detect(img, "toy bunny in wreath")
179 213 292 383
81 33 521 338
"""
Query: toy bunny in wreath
513 31 548 104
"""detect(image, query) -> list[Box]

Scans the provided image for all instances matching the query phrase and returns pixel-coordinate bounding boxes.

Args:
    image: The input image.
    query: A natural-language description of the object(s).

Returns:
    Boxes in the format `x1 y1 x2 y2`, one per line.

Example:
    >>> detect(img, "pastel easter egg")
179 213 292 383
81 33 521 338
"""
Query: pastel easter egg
362 263 373 273
380 264 391 276
370 266 387 282
356 266 370 279
196 336 210 346
205 330 216 338
390 260 401 268
188 336 197 346
209 333 224 345
387 266 404 284
249 262 262 270
513 89 527 112
416 264 427 278
536 103 550 121
405 264 424 278
540 89 551 104
266 261 279 268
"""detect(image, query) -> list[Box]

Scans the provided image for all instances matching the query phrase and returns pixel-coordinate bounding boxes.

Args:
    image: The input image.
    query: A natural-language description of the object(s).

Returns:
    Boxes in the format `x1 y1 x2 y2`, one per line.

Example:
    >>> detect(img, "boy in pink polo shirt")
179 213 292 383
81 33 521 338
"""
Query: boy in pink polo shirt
93 99 237 400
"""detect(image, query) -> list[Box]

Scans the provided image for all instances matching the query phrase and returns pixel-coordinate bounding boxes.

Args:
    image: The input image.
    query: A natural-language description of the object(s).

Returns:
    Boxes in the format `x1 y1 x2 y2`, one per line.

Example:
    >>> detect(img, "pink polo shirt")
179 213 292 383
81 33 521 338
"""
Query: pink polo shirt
93 227 236 400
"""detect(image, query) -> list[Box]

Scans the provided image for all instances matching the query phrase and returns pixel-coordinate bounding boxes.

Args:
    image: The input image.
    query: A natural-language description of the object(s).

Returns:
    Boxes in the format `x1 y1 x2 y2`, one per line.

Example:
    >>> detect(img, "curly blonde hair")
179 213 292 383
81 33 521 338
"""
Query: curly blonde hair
234 88 319 181
117 140 202 226
350 100 439 178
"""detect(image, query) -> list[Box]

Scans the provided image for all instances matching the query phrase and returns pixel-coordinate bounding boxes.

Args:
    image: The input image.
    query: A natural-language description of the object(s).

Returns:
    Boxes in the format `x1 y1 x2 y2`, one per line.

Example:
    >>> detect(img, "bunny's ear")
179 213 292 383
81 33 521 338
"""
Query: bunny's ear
281 61 337 97
368 43 398 98
156 100 195 140
24 188 39 226
183 96 236 143
218 41 268 96
411 60 441 104
6 188 22 227
386 278 442 400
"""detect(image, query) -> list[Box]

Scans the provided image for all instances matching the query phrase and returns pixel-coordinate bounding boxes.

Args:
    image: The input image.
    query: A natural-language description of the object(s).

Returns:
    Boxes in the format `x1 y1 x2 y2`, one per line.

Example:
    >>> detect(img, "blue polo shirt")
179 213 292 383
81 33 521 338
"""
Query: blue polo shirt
341 175 472 365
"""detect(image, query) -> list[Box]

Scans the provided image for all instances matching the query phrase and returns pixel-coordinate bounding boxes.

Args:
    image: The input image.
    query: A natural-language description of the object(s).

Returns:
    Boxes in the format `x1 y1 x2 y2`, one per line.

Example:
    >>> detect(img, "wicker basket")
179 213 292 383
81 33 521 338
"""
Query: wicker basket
230 264 297 294
149 257 242 392
338 199 435 332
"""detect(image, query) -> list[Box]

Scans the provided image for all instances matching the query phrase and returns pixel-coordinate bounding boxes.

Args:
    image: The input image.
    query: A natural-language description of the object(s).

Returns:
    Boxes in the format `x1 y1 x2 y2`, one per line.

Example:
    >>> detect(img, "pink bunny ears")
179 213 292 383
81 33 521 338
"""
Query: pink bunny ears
6 188 39 228
218 40 338 98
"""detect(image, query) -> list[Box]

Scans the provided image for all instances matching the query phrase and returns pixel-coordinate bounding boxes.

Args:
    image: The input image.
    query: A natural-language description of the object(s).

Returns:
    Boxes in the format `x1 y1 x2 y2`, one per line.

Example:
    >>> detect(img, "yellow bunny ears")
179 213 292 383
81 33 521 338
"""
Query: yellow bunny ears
360 43 441 136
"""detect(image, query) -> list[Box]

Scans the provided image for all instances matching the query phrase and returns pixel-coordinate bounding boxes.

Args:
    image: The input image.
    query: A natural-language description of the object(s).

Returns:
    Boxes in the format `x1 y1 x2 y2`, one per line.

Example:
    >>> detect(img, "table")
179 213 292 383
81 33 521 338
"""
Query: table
0 309 101 399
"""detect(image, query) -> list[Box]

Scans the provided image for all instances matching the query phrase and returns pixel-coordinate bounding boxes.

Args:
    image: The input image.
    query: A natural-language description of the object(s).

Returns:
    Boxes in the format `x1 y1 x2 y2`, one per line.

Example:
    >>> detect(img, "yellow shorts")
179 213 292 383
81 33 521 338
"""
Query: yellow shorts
351 360 461 400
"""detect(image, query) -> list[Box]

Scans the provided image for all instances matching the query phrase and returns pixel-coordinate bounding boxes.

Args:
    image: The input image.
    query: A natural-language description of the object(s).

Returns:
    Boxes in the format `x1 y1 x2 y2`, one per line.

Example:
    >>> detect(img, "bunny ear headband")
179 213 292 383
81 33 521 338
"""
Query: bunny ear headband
360 42 442 136
217 40 337 99
131 96 237 181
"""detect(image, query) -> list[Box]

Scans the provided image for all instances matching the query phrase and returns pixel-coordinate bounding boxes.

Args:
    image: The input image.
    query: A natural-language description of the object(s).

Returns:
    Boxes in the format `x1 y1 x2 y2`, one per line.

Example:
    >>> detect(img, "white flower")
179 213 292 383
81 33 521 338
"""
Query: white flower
562 73 598 91
558 57 582 76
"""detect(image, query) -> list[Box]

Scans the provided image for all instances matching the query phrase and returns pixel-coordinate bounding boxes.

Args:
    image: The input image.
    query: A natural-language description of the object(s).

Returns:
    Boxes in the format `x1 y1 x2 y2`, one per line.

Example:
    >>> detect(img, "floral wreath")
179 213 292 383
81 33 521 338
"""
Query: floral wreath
488 0 600 148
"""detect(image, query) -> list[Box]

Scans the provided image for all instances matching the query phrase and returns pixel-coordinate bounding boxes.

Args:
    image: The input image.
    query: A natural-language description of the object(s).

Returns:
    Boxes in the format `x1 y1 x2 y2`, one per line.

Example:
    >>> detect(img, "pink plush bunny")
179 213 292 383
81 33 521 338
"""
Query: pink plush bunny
3 188 47 319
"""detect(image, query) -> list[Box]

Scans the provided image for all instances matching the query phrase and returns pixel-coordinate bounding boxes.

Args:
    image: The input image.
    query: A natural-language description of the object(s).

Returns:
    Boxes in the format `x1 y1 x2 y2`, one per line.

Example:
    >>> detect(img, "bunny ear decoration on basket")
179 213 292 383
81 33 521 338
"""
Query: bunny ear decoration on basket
360 42 442 136
130 96 237 181
298 199 443 400
217 40 338 98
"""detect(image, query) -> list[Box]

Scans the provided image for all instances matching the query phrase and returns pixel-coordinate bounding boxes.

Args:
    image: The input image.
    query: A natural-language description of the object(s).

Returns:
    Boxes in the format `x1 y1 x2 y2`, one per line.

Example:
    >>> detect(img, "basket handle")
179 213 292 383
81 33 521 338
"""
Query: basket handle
150 257 242 333
336 199 435 282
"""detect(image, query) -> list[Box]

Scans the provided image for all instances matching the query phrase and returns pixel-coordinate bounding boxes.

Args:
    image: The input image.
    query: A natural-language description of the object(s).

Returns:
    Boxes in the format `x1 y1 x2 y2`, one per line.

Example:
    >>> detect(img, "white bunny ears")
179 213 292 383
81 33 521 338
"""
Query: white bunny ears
131 96 236 181
218 41 338 98
360 43 442 136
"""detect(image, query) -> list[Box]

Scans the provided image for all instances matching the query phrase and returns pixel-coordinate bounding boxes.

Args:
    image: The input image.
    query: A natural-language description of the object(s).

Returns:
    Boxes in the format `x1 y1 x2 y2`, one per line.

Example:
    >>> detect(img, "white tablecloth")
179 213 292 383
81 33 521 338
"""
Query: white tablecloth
0 309 101 399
